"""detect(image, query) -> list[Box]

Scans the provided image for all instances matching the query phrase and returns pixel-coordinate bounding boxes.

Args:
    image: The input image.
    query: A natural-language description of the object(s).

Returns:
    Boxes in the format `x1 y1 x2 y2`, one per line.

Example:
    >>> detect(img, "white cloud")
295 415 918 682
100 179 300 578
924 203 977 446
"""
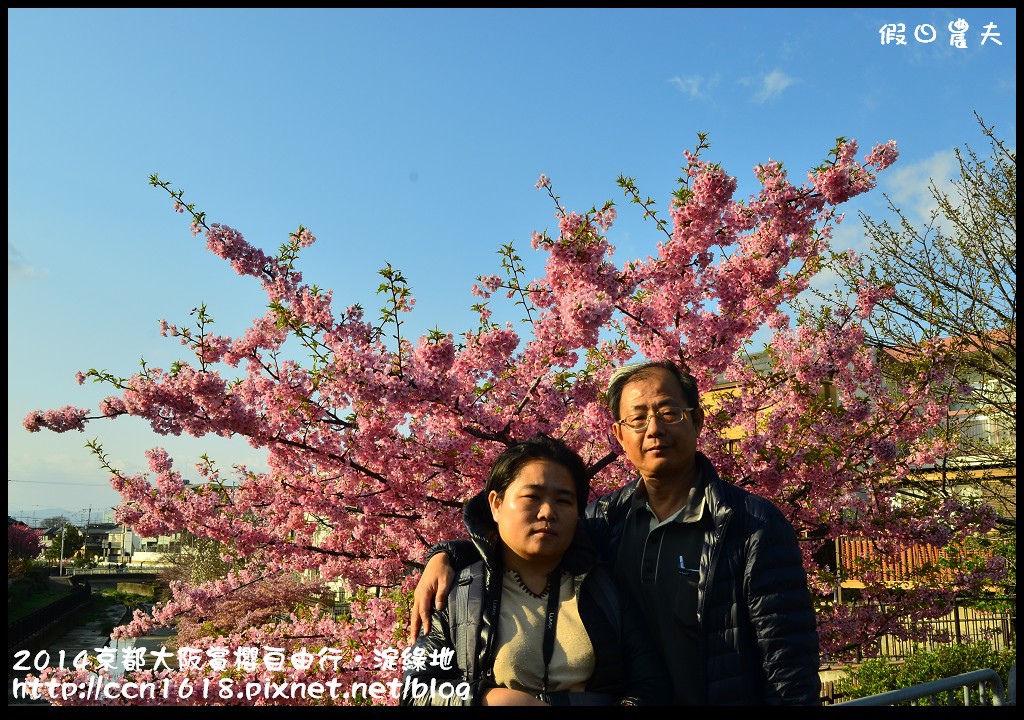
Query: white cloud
880 150 957 228
668 74 719 100
752 69 797 103
8 242 40 283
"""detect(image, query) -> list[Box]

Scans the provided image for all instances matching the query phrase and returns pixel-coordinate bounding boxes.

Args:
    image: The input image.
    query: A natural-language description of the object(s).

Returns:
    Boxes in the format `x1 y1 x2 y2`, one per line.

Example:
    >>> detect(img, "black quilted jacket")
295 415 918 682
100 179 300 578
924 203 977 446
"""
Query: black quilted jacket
584 452 822 705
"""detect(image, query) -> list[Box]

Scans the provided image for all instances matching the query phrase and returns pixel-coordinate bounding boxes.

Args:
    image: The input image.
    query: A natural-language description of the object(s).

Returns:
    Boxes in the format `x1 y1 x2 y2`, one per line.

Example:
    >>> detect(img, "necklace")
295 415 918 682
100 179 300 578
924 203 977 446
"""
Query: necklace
506 569 550 598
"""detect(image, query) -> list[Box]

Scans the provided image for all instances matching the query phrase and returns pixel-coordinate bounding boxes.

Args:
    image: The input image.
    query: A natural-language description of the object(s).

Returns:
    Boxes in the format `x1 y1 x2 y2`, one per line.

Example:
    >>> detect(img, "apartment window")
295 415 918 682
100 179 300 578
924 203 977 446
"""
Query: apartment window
962 413 1013 448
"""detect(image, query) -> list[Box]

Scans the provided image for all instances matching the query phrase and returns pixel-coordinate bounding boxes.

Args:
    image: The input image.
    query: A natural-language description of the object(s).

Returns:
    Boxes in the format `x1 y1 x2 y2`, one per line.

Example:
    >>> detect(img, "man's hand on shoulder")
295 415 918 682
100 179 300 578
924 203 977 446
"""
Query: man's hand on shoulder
408 551 455 642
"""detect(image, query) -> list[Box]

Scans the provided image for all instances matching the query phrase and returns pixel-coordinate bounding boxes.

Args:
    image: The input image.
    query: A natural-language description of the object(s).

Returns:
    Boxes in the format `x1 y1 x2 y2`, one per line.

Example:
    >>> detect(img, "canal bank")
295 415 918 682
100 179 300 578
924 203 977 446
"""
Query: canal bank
9 599 128 706
8 599 176 707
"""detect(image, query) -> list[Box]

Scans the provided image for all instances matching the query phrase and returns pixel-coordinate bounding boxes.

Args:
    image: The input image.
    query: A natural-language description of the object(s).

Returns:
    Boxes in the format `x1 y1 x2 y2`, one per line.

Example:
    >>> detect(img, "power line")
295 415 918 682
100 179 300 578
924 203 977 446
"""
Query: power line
8 478 116 487
8 509 114 527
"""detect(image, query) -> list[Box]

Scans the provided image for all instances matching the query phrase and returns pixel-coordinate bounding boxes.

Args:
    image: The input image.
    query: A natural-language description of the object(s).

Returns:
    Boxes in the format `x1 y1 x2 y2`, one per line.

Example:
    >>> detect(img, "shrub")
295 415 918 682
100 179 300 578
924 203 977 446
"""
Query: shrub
8 522 42 578
834 641 1016 705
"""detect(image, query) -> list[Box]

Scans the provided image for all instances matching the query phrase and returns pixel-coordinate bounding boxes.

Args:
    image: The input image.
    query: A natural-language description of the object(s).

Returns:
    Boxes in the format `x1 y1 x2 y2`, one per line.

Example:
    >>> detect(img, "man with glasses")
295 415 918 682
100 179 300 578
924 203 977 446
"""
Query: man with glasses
410 360 822 705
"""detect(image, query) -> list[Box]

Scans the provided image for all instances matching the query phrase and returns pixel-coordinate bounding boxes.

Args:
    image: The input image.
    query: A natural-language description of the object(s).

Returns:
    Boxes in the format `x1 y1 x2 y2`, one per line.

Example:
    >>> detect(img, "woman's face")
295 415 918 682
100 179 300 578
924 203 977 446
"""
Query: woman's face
489 459 578 568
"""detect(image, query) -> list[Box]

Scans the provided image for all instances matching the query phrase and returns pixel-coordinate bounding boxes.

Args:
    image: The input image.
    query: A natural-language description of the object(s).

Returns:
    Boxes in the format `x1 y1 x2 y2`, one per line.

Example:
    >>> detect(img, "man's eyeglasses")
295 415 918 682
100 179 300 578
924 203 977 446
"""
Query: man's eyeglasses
616 406 694 433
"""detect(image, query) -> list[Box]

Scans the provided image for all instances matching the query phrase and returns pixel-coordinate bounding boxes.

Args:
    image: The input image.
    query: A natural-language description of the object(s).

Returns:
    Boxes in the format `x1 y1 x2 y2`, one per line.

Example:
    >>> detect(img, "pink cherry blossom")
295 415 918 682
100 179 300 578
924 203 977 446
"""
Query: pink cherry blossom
22 135 1005 704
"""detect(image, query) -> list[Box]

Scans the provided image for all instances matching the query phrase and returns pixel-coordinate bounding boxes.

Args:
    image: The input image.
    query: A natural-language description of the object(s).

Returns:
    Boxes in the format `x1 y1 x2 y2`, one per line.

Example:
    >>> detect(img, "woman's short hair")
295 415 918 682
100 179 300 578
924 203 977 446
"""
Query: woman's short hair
485 434 590 514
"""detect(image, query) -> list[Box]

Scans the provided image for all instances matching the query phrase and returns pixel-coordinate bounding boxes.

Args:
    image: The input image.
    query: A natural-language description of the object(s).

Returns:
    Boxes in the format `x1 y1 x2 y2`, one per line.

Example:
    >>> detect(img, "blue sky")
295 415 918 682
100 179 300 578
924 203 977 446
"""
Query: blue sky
8 8 1016 525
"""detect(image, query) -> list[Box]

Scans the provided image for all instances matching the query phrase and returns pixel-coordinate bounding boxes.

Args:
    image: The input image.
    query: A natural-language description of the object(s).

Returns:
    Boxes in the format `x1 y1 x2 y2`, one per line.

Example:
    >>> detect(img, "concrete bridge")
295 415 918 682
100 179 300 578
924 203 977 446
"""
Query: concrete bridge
59 567 166 598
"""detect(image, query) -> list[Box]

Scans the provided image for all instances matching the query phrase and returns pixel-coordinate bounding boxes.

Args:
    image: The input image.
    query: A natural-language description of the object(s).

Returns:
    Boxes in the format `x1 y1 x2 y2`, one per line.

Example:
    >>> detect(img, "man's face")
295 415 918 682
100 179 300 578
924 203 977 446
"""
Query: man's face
611 367 703 482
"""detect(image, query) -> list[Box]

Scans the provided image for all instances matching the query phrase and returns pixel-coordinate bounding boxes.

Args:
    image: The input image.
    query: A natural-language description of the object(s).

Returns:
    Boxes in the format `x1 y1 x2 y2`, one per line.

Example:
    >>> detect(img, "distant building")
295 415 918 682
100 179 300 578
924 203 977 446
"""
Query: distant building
81 522 138 565
132 532 186 566
35 521 139 565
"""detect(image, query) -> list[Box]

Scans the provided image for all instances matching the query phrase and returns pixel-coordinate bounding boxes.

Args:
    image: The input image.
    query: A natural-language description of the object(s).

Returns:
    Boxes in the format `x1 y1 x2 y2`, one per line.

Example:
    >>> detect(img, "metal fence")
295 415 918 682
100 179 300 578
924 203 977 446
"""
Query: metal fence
879 608 1014 659
845 604 1016 662
7 584 92 653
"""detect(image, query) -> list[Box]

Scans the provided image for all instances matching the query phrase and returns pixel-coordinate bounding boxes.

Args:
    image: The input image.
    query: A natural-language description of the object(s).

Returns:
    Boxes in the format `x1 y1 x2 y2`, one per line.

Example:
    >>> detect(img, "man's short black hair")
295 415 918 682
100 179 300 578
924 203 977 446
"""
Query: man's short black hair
606 360 700 421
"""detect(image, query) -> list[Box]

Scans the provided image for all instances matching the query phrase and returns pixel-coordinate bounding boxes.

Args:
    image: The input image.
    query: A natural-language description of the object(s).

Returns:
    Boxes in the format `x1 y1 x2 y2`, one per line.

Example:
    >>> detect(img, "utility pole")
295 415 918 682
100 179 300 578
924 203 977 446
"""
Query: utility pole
58 525 67 576
85 507 91 564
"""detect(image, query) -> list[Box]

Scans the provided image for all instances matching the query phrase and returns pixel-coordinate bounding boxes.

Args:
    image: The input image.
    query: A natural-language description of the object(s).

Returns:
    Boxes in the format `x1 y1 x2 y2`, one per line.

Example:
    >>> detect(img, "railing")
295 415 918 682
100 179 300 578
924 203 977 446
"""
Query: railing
834 666 1014 706
65 565 165 576
7 585 92 652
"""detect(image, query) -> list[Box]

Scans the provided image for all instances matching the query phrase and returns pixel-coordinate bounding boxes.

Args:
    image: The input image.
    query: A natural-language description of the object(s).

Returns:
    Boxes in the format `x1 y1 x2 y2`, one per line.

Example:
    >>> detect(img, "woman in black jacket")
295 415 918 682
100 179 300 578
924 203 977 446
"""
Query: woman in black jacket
402 434 670 706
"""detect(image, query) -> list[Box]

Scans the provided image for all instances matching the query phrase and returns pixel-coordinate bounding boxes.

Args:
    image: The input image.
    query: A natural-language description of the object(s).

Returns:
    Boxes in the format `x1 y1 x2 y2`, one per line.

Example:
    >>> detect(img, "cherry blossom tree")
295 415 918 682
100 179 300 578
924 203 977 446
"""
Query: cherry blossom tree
8 521 42 578
22 134 1007 704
